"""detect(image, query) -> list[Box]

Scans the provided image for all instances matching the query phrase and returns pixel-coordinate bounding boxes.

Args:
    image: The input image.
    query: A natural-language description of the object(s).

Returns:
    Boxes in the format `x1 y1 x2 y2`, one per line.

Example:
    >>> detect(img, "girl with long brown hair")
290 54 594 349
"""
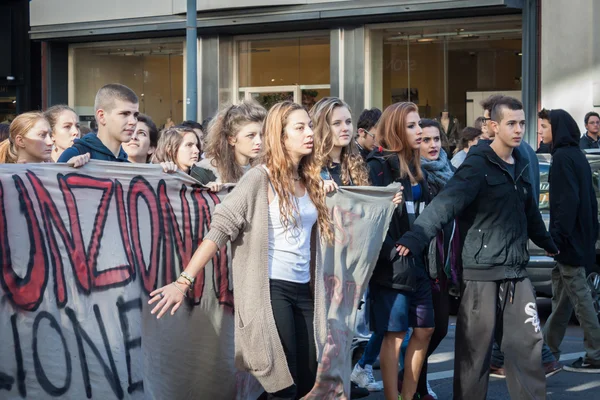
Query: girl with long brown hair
366 102 434 400
310 97 370 190
149 101 332 399
192 100 266 191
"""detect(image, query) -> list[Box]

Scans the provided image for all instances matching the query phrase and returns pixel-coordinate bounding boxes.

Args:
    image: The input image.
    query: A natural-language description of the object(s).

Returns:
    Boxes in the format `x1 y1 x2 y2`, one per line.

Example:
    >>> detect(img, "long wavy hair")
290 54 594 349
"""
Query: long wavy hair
204 100 267 183
377 102 423 182
260 101 332 243
0 112 47 164
310 97 370 186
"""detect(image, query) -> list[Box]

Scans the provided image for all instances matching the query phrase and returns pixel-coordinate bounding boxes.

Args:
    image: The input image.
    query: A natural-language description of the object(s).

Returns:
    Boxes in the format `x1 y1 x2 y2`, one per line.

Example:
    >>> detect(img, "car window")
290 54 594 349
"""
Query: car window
539 163 549 211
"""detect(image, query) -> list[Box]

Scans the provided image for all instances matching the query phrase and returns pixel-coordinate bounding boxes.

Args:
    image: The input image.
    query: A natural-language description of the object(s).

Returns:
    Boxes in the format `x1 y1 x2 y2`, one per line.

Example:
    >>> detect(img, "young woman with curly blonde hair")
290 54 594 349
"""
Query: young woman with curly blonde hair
149 101 332 399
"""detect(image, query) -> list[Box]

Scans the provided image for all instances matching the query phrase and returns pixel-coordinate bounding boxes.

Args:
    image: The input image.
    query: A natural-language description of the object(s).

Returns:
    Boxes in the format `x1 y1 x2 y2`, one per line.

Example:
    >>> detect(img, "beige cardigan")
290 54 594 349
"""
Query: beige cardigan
205 166 323 393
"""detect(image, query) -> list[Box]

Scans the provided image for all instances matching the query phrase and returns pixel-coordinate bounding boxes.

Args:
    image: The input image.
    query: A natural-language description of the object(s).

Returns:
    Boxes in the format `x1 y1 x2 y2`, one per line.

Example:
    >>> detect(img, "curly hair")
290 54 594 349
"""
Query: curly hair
310 97 370 186
260 101 333 243
204 100 267 183
377 102 423 182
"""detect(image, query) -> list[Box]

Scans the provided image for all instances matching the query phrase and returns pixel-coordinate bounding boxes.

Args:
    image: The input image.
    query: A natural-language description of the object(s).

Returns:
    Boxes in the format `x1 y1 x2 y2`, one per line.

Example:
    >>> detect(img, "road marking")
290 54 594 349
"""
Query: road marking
428 352 585 381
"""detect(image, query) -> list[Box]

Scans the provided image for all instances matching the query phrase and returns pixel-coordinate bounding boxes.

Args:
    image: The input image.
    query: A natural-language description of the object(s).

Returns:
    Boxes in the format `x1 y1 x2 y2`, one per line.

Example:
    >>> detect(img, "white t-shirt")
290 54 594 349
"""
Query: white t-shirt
268 191 317 283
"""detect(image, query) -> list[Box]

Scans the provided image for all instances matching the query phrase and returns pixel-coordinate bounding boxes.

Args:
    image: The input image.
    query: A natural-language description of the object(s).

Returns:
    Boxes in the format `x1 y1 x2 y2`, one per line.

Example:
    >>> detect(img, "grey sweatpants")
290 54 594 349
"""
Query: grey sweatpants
543 262 600 364
454 278 545 400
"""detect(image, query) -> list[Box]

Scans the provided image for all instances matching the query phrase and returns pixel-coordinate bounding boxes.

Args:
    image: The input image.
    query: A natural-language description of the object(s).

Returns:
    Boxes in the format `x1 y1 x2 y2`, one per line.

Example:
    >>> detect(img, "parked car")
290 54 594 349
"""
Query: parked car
449 152 600 315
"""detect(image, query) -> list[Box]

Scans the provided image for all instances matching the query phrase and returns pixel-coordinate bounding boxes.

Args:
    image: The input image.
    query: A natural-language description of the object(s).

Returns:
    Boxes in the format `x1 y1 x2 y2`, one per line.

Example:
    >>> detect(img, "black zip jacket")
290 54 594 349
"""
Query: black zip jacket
550 109 599 267
367 149 430 291
579 133 600 150
397 143 558 281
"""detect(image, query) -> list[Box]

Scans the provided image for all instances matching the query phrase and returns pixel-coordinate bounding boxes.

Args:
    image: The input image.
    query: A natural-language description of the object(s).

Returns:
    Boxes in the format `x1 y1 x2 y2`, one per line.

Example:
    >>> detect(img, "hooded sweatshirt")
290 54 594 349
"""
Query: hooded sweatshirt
549 109 599 267
57 133 129 162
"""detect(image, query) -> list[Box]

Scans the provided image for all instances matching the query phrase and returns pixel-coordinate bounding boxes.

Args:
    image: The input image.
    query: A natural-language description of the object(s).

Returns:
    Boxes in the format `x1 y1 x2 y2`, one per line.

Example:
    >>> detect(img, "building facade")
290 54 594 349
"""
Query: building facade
29 0 599 143
0 0 41 124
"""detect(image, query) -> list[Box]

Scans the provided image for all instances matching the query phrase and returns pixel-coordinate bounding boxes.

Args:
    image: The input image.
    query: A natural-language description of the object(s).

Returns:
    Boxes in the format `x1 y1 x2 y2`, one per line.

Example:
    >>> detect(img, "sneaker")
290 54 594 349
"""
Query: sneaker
489 365 506 378
426 380 438 399
350 363 384 391
563 357 600 373
543 360 563 377
350 382 369 399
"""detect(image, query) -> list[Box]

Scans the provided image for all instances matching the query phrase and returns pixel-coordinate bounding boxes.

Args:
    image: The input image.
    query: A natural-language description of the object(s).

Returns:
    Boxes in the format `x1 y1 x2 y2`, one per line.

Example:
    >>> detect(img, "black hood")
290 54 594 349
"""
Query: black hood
550 109 580 153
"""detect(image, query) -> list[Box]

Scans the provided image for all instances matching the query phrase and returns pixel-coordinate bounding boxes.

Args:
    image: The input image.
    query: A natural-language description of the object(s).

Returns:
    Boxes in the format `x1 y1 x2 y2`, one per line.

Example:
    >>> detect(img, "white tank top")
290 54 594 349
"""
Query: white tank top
268 190 318 283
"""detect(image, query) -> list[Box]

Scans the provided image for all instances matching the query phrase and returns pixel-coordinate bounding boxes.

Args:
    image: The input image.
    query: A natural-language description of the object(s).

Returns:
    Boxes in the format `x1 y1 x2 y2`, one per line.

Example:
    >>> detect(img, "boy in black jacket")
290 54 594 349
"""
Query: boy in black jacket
396 96 558 400
539 108 600 373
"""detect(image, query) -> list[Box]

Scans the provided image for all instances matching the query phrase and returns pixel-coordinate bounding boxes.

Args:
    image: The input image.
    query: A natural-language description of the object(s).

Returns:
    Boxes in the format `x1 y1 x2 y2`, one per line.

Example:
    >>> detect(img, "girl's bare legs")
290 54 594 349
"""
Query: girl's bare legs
401 327 434 399
380 331 406 400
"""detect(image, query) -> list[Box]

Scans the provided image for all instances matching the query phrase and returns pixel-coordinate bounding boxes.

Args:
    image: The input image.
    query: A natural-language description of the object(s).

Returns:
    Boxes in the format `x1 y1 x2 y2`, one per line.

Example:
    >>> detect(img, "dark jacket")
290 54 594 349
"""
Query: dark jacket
549 109 599 267
537 141 552 154
397 143 558 281
367 149 430 291
476 138 541 200
320 163 344 186
579 133 600 150
57 133 129 162
356 141 371 162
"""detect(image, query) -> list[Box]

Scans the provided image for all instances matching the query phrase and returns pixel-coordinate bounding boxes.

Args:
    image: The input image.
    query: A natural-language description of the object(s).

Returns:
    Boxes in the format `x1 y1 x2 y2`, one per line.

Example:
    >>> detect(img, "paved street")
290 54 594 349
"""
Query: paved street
363 298 599 399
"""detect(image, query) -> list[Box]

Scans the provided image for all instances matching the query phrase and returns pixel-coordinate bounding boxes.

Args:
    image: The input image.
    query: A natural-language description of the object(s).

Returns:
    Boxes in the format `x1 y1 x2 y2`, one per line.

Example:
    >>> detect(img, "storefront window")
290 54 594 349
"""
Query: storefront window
0 85 17 124
237 36 330 109
368 16 522 132
71 39 184 128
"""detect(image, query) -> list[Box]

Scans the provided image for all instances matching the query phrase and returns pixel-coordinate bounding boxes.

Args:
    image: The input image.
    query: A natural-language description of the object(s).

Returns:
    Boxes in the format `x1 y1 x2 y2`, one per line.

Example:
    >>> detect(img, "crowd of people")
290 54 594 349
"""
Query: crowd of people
2 82 600 400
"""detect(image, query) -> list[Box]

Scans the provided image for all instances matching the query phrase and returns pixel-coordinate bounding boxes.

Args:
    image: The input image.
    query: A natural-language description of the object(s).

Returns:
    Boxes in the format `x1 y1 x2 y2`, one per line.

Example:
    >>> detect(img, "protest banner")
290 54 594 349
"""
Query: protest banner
0 161 396 399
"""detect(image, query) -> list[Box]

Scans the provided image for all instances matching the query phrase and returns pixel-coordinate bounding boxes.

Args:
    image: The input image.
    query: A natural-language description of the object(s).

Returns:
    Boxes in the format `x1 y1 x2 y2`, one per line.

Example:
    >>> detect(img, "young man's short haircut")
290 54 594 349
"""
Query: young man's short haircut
584 111 600 125
538 109 551 121
419 118 442 131
180 120 203 132
94 84 139 113
357 108 382 131
489 96 523 122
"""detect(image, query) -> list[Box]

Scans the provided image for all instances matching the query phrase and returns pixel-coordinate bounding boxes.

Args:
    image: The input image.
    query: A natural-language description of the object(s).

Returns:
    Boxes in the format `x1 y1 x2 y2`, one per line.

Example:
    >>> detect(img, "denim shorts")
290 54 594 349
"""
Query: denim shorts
369 274 435 333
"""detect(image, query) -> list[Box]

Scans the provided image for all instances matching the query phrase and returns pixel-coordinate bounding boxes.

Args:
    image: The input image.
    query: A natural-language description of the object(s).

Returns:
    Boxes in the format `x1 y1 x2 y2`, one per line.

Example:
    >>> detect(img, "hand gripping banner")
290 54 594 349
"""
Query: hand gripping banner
0 161 397 399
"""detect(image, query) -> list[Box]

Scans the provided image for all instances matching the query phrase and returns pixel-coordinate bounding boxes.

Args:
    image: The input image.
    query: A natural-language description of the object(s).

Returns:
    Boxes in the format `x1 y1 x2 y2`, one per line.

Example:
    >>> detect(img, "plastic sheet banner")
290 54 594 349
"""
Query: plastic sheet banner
0 161 397 399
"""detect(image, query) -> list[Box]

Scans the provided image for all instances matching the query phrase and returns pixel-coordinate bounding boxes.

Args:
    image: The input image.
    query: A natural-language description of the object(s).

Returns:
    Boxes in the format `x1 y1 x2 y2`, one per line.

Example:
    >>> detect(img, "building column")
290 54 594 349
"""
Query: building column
521 0 539 147
541 0 599 132
330 27 366 121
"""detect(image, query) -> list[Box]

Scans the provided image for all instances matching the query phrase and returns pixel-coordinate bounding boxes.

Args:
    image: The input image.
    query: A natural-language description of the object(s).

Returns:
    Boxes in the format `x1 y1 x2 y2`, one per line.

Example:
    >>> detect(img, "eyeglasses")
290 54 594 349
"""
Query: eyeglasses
364 129 375 139
482 117 492 122
589 121 600 125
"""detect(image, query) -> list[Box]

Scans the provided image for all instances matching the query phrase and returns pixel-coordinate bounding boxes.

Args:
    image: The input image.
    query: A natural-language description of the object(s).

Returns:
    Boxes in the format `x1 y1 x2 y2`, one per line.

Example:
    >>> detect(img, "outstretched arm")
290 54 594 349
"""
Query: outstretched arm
396 161 483 256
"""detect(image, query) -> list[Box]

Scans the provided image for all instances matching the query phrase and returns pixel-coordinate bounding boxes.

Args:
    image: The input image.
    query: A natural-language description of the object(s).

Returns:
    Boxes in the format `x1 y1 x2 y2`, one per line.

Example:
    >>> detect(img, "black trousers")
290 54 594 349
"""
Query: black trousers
454 278 545 400
417 274 450 395
267 279 317 400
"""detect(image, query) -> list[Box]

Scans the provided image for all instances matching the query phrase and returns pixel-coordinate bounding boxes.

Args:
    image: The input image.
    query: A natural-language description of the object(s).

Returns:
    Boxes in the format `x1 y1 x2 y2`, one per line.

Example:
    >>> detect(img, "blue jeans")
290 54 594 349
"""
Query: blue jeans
358 332 384 367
